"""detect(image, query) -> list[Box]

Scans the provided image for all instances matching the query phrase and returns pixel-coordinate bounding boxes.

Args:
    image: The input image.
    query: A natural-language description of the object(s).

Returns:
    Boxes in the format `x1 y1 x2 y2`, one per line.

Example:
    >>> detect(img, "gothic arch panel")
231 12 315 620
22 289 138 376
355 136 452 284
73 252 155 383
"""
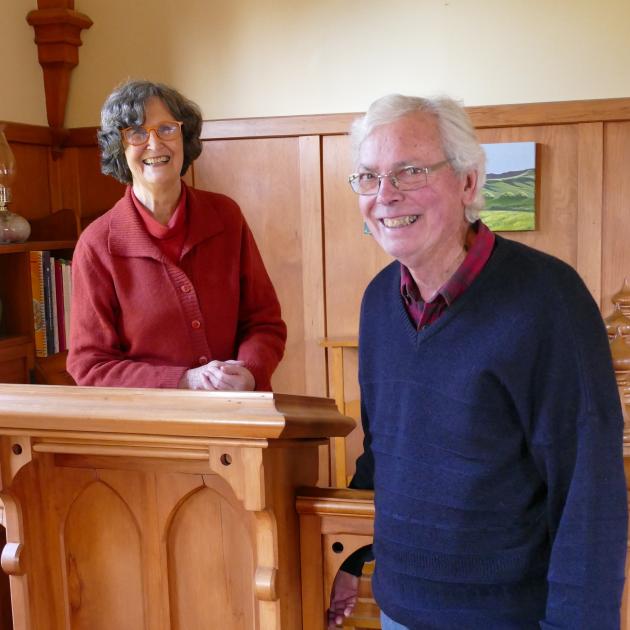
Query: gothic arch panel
167 485 256 629
63 480 145 630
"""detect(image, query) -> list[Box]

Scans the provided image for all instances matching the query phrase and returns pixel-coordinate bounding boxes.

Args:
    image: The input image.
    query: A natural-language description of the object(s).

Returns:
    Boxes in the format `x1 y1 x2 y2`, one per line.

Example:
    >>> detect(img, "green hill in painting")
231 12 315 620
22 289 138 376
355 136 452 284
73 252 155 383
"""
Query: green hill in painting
480 168 535 231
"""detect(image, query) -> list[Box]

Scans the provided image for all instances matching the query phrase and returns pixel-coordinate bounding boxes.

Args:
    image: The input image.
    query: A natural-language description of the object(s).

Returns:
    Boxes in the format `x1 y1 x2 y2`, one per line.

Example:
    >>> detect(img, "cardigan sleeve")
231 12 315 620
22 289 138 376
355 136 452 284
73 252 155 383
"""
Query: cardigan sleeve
67 236 188 388
233 222 287 391
526 276 628 629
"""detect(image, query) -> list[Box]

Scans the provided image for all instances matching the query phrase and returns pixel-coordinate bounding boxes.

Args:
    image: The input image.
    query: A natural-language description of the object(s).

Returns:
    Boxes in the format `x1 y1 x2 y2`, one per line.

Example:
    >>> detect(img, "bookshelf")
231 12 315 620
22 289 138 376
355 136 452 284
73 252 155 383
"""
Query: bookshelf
0 210 77 385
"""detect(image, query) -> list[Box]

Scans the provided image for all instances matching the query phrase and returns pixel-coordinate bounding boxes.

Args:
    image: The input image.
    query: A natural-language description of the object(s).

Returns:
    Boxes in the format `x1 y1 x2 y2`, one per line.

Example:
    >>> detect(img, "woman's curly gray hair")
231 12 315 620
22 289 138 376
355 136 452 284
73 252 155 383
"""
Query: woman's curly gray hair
350 94 486 222
98 80 203 184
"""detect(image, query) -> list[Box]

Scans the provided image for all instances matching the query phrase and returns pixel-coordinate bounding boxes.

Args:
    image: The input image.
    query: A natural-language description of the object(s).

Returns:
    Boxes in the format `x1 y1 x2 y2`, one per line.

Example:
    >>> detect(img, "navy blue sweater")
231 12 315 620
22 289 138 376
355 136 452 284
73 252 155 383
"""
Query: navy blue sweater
353 236 627 629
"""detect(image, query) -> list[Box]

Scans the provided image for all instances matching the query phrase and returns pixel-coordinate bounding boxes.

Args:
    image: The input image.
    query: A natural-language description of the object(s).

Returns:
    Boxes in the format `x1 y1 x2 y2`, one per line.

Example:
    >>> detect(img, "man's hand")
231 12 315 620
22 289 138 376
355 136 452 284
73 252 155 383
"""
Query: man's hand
327 570 359 628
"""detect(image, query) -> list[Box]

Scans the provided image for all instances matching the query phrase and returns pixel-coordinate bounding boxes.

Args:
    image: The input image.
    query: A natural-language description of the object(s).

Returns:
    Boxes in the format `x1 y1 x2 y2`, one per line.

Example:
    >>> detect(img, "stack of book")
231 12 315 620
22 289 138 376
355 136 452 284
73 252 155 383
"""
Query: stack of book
29 251 72 358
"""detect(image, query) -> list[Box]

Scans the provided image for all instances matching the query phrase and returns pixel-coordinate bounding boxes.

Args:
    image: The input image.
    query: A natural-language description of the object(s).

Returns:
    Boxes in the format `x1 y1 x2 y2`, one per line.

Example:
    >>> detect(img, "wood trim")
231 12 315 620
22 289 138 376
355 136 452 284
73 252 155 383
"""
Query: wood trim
330 347 347 488
319 337 358 348
468 97 630 129
65 126 99 146
0 240 75 254
296 487 375 517
64 97 630 148
0 384 355 440
26 5 93 128
0 122 52 146
298 136 328 398
200 114 359 140
576 122 604 307
198 97 630 140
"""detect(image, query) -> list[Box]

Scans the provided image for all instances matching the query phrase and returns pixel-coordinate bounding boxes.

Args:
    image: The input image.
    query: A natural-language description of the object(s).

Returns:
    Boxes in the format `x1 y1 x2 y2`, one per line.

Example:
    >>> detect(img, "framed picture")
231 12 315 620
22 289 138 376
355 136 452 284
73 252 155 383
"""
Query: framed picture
480 141 538 232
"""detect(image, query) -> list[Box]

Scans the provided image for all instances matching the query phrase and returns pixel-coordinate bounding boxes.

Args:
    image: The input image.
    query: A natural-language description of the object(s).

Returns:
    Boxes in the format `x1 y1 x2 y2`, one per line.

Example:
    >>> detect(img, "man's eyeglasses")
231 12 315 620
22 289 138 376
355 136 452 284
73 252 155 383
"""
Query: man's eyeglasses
120 121 183 146
348 159 451 195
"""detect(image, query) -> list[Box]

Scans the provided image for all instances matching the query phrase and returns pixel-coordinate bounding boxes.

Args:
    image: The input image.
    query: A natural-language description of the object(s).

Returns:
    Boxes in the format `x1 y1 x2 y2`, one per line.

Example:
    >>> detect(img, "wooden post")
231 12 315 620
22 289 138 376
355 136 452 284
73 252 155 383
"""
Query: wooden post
26 2 93 130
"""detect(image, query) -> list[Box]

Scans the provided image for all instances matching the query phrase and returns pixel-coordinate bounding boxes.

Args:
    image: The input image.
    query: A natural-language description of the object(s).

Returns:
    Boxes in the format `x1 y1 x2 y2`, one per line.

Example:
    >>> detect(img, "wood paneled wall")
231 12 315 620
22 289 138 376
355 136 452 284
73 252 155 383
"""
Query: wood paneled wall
4 98 630 479
1 124 124 232
193 100 630 478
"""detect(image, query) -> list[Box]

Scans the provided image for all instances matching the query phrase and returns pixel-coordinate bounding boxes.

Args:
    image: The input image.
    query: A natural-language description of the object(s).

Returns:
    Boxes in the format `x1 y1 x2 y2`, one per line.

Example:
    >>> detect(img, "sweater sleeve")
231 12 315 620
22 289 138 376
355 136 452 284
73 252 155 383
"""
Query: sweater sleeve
526 276 628 629
340 399 376 577
67 237 188 388
350 397 375 490
234 222 287 391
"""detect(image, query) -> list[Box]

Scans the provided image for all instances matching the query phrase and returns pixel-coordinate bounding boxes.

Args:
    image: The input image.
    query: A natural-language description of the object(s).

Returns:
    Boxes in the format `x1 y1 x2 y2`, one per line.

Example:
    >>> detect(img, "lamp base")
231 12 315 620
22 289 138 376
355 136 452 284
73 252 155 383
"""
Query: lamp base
0 209 31 244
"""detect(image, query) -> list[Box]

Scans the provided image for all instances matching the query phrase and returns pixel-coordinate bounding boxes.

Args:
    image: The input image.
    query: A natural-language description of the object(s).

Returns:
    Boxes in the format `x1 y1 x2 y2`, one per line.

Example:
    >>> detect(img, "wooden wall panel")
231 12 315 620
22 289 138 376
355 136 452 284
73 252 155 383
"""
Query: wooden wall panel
476 125 579 267
74 147 125 222
602 121 630 317
9 144 51 221
322 134 391 339
322 134 389 477
193 137 327 397
576 123 604 307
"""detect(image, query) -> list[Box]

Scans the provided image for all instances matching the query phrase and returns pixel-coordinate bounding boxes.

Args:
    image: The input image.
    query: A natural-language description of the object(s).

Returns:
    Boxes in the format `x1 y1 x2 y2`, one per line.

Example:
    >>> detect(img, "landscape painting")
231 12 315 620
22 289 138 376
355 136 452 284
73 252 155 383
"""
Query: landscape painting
480 141 537 231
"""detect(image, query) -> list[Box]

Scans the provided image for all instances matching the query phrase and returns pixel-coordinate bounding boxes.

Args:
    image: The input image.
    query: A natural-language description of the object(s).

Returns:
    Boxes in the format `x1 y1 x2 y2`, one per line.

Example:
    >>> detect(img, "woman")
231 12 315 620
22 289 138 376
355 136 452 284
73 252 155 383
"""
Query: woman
67 80 286 391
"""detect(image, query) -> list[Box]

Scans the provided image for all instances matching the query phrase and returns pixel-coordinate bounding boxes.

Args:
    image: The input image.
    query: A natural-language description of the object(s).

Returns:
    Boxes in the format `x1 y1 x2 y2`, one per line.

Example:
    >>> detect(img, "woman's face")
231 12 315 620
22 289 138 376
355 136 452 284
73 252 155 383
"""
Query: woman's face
124 97 184 197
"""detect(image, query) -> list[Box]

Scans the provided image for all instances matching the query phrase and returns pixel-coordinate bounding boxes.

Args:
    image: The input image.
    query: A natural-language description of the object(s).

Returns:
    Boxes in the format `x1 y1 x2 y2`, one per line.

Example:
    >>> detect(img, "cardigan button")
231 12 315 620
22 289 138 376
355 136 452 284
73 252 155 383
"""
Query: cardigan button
181 284 192 293
191 320 201 329
199 356 208 365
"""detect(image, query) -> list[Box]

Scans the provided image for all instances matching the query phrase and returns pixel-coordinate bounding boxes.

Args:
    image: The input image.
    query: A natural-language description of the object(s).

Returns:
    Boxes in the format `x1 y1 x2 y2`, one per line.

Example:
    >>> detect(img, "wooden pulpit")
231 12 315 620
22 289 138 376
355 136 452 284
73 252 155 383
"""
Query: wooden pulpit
0 384 354 629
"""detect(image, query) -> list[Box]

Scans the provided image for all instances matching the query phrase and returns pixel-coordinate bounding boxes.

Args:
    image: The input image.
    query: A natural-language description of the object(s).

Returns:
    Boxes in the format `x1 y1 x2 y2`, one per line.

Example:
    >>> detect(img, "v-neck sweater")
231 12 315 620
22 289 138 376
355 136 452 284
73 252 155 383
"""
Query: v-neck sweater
355 236 627 628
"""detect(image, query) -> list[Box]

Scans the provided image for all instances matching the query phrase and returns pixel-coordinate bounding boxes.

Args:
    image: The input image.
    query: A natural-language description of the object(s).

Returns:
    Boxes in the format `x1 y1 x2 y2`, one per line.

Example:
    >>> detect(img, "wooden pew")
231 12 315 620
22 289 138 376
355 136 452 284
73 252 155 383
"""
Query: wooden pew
297 487 377 629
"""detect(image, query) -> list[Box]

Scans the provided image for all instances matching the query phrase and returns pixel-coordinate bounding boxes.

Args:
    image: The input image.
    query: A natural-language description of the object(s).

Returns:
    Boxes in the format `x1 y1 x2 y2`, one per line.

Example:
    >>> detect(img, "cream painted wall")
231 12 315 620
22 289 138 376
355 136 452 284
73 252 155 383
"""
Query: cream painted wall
0 0 48 125
4 0 630 126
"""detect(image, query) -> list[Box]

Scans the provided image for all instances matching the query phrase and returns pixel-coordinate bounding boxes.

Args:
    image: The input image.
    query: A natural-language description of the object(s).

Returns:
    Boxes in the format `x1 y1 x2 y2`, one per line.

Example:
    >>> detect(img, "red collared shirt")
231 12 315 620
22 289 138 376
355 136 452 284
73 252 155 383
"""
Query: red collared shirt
401 220 495 329
132 185 188 265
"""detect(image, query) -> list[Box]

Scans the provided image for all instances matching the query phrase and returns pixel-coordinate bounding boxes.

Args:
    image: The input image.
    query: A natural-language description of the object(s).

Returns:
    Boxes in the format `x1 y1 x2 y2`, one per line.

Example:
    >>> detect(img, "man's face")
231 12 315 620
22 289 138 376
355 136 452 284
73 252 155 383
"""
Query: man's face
357 112 476 273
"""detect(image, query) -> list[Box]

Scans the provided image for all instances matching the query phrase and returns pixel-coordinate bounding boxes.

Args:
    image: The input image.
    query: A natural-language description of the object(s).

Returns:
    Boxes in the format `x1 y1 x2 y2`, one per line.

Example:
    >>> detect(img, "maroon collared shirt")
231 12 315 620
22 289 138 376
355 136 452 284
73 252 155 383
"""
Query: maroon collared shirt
401 220 495 329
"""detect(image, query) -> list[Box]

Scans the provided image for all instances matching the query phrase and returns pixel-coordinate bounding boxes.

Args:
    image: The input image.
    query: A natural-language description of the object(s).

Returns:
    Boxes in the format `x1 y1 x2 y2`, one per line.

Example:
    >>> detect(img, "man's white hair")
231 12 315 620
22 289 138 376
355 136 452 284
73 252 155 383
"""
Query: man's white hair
350 94 486 222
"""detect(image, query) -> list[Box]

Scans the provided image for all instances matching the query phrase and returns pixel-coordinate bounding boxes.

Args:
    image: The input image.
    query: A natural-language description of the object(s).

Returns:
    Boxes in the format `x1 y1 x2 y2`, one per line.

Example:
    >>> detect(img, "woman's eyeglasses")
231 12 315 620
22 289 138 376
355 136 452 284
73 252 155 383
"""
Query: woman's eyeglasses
120 121 183 146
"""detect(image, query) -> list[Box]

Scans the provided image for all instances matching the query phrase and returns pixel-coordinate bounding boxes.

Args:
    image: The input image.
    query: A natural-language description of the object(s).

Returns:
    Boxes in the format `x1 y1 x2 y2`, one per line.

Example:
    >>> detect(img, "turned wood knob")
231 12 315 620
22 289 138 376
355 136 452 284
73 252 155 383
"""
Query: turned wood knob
254 566 278 601
1 542 24 576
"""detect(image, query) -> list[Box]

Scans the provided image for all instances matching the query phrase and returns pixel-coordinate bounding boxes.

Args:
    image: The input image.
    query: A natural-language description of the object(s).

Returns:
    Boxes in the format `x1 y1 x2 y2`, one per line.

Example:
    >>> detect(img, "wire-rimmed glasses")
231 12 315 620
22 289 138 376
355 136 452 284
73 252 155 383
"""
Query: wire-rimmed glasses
348 159 451 195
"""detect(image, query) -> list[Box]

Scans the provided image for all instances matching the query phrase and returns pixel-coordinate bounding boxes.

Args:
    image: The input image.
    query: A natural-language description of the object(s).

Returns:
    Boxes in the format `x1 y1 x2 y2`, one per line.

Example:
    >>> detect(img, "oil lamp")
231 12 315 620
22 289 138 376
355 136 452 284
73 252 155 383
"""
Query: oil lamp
0 125 31 244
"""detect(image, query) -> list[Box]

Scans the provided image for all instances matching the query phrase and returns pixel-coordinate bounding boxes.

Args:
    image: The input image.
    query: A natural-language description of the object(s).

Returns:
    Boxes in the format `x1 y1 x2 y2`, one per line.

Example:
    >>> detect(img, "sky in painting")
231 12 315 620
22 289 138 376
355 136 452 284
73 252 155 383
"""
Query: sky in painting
482 142 536 175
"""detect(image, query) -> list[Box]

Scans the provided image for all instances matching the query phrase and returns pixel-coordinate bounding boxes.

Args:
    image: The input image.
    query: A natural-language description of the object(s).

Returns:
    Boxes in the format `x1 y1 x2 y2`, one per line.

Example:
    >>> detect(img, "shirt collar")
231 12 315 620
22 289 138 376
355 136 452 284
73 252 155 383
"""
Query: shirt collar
400 220 496 307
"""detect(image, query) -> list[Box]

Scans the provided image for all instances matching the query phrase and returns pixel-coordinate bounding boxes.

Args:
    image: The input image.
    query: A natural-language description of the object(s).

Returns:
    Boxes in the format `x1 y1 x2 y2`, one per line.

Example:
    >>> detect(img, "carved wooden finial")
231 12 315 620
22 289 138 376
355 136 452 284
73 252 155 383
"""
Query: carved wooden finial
26 1 92 129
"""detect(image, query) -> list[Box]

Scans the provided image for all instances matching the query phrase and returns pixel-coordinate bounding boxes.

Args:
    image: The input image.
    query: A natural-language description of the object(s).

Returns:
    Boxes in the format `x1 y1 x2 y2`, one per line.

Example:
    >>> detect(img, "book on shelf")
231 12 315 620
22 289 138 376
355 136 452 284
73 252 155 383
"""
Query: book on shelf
29 251 48 357
61 259 72 347
42 251 55 355
50 255 59 355
28 251 73 358
54 259 66 352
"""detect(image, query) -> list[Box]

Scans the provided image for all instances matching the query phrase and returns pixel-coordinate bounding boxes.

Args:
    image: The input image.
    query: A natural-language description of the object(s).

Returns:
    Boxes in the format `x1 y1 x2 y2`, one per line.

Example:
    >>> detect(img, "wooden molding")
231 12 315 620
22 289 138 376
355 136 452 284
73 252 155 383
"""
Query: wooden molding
467 97 630 128
296 487 375 517
26 5 92 129
65 126 99 146
0 121 52 145
198 97 630 140
64 97 630 147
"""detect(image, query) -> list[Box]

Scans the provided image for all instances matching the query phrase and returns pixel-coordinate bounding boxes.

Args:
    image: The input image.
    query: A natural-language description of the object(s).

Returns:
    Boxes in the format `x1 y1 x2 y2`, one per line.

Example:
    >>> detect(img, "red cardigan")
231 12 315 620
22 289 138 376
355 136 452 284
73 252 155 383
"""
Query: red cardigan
67 185 287 390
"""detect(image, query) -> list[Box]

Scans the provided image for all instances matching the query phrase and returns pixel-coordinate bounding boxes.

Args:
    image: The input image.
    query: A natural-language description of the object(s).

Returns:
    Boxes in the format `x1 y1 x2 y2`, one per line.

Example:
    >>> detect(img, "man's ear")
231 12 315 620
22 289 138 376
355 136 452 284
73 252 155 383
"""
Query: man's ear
462 170 478 204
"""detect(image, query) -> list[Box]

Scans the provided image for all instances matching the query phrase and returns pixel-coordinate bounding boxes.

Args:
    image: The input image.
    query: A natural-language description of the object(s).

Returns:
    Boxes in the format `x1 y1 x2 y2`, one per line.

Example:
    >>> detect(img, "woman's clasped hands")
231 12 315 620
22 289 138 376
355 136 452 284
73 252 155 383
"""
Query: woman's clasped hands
179 360 255 391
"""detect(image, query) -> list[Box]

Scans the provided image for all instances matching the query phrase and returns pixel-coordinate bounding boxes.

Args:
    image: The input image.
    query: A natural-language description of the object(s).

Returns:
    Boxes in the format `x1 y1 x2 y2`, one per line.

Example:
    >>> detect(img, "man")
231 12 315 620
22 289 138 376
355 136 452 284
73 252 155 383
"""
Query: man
328 94 628 629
